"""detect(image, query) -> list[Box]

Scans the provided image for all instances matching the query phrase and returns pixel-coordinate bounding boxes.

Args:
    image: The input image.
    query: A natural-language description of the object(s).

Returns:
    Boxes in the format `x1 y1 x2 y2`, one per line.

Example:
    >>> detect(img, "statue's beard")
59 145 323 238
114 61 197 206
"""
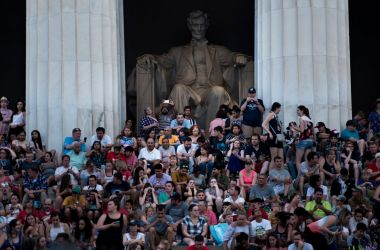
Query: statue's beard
161 109 168 114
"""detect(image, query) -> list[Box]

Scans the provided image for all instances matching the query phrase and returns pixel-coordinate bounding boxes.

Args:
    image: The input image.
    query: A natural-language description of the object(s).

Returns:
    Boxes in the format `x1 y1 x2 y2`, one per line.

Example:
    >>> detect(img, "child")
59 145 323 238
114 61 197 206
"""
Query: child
347 222 372 249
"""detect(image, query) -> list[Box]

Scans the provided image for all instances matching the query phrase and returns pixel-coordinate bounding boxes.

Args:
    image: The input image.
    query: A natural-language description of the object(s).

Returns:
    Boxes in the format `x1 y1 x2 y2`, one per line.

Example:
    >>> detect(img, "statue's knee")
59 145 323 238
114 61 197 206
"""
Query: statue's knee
210 86 226 96
172 83 186 92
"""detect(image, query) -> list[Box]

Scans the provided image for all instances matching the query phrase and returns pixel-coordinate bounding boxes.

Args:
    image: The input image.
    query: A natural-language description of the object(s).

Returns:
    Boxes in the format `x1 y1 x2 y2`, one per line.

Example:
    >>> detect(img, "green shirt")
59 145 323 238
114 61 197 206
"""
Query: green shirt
305 200 332 219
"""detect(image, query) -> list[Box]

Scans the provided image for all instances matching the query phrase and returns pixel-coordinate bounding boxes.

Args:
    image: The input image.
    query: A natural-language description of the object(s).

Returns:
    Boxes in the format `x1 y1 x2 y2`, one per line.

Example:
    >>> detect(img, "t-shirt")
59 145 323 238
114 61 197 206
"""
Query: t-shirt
241 98 264 127
54 166 79 186
305 200 332 218
67 151 86 170
288 242 314 250
341 128 360 141
249 184 276 201
250 219 271 237
89 134 112 147
63 137 86 155
158 135 179 145
138 147 161 161
165 202 189 222
105 181 131 196
147 215 174 235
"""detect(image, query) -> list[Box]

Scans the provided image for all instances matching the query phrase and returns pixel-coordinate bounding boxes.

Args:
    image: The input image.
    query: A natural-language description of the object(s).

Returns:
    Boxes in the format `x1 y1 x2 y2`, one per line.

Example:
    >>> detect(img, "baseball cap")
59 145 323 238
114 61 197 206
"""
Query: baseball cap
248 87 256 94
72 128 81 133
73 186 81 194
0 96 9 103
336 195 346 202
315 122 326 128
375 152 380 159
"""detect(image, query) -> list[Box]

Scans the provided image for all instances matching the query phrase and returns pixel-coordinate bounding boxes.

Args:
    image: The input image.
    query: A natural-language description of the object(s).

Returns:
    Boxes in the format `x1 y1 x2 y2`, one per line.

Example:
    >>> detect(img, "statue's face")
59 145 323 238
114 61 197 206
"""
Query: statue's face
188 16 207 40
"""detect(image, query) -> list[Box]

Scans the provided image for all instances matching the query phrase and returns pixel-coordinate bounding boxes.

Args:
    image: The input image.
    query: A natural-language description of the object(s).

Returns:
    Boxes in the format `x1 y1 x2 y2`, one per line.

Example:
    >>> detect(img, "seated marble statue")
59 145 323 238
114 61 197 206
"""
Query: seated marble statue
127 10 253 129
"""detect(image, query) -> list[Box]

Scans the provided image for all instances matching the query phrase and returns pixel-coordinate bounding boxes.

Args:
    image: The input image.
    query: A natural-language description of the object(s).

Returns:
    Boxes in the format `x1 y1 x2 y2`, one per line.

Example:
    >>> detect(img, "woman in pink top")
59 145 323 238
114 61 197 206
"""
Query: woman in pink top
239 159 257 195
208 110 225 137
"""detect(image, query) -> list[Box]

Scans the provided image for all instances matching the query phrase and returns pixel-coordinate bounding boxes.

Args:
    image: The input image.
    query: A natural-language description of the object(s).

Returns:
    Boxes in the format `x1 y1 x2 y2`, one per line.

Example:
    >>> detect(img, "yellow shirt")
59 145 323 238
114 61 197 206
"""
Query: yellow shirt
158 135 179 145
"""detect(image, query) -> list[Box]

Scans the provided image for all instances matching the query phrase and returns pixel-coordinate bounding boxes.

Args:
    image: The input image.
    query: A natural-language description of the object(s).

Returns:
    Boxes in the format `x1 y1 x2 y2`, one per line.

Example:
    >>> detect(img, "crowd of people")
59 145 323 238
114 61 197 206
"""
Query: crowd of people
0 91 380 250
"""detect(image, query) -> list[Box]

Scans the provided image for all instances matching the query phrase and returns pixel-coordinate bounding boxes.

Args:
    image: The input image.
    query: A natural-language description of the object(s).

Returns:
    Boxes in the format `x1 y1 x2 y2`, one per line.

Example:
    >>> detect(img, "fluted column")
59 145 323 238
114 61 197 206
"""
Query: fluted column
255 0 351 130
26 0 126 153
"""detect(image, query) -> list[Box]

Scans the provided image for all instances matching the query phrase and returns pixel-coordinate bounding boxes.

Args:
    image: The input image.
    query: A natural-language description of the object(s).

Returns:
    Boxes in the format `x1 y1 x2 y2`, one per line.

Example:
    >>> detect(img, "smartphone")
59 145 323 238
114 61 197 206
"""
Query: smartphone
84 137 87 143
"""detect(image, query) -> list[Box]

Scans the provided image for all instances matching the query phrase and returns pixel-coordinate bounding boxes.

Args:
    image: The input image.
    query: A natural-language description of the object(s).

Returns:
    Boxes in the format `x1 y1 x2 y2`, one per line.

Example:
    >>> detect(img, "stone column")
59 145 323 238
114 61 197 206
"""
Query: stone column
255 0 351 130
26 0 126 153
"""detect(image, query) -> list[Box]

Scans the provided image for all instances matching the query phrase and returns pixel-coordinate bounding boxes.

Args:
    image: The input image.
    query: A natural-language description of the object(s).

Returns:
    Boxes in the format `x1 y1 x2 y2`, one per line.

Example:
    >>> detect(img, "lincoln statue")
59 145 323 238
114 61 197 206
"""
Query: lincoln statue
127 10 253 128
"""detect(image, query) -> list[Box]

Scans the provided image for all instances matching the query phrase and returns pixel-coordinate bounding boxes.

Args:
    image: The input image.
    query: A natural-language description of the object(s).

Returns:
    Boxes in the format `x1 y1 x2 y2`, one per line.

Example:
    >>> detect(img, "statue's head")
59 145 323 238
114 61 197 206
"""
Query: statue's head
187 10 209 41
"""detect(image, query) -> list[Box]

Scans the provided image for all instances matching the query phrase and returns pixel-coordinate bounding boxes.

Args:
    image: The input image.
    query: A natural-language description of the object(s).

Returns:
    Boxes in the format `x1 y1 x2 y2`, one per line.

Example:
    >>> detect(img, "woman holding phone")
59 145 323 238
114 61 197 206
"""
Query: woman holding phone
96 198 127 250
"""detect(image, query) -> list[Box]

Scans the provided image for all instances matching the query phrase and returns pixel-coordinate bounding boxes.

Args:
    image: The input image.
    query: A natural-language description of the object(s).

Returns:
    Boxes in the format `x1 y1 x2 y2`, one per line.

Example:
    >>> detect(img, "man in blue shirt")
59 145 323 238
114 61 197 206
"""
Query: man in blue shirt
170 113 191 134
63 128 86 154
341 120 365 157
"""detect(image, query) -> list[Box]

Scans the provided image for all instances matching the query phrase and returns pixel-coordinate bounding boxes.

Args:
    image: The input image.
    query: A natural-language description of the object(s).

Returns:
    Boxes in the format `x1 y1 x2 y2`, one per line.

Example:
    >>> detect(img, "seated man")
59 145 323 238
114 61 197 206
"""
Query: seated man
146 205 176 249
67 142 86 170
54 155 80 187
138 138 161 169
83 175 104 197
305 187 332 220
23 167 47 207
244 133 270 174
249 173 277 203
177 137 197 173
341 119 366 157
20 151 39 172
62 186 87 210
172 164 190 194
158 126 180 146
149 164 172 196
89 126 113 149
268 156 292 197
158 138 176 163
63 127 86 155
165 192 189 233
170 113 191 134
296 151 320 197
104 172 132 199
223 186 245 211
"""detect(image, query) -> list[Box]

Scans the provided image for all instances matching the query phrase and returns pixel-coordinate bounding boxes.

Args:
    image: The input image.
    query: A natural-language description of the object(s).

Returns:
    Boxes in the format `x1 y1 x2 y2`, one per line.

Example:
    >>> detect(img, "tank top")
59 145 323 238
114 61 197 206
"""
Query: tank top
269 114 282 134
97 213 124 247
50 223 65 241
299 116 313 140
240 168 256 185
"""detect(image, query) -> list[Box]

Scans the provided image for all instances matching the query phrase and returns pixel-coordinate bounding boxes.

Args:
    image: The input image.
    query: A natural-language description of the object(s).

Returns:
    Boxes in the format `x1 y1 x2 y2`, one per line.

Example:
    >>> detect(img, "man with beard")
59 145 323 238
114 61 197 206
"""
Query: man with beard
159 100 175 131
305 187 332 220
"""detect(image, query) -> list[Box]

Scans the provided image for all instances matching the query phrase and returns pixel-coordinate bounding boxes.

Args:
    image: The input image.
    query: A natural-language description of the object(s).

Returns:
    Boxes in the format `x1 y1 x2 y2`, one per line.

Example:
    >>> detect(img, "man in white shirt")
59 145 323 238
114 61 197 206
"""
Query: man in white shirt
83 175 104 196
138 138 161 168
176 137 197 172
55 155 80 187
223 186 245 210
250 209 271 246
89 127 113 149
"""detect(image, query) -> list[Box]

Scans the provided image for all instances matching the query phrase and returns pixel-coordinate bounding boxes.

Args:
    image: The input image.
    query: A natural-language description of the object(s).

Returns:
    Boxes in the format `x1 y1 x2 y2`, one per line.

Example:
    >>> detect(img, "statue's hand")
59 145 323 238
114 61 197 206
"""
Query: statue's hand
137 54 157 70
235 54 247 66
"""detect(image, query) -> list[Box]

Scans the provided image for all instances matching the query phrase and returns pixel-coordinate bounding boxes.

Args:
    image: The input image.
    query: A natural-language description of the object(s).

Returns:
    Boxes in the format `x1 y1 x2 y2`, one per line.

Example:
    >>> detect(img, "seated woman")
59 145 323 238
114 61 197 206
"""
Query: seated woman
284 193 304 213
139 183 158 211
319 150 341 185
116 127 137 149
195 145 214 180
205 178 224 213
29 130 48 160
189 125 203 149
11 130 28 156
182 204 208 246
40 151 58 186
86 141 106 169
72 217 94 250
183 179 198 204
227 140 245 178
239 159 257 198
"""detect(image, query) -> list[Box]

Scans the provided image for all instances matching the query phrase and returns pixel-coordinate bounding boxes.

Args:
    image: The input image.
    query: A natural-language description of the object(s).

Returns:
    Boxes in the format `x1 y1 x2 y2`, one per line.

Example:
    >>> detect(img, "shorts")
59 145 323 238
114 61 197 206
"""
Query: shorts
242 124 262 138
296 139 313 150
